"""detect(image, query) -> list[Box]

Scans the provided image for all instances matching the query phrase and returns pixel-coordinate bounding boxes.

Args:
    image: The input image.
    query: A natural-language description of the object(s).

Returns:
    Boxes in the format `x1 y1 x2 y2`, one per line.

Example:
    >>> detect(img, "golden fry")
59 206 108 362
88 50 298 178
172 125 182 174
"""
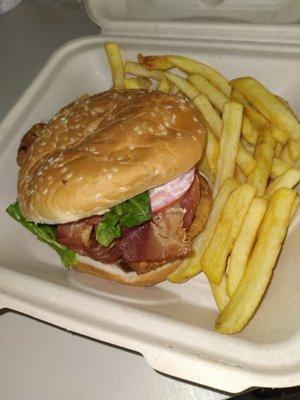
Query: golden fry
279 143 294 165
166 55 231 97
216 188 296 334
164 71 199 99
205 125 220 179
137 53 173 70
270 124 289 145
232 90 269 130
271 158 291 179
247 142 274 196
157 79 170 93
202 183 257 285
236 143 256 176
188 74 228 112
137 76 152 89
235 166 246 183
213 101 243 197
125 61 165 81
226 197 267 297
266 168 300 197
210 274 230 312
193 94 222 139
105 42 125 90
288 140 300 162
241 115 258 146
231 77 300 141
124 78 142 89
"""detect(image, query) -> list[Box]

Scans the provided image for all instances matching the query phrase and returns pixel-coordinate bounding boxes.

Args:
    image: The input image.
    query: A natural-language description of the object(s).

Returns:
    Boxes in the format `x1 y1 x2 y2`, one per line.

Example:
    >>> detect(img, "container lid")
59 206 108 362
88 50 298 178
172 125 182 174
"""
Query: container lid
85 0 300 43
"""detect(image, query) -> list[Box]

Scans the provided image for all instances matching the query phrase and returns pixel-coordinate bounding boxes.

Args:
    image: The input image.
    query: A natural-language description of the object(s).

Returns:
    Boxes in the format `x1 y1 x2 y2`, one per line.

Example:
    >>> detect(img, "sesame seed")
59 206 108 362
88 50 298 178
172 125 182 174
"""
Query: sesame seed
129 144 135 150
43 188 48 195
107 174 112 180
154 169 160 175
192 135 197 141
120 186 127 192
61 167 67 173
66 173 72 179
95 193 101 199
193 117 198 122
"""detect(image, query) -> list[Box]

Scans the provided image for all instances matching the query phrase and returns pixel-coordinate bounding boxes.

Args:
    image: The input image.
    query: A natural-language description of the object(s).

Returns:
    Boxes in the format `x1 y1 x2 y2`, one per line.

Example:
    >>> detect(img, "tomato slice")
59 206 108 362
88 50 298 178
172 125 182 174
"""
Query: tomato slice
150 167 195 214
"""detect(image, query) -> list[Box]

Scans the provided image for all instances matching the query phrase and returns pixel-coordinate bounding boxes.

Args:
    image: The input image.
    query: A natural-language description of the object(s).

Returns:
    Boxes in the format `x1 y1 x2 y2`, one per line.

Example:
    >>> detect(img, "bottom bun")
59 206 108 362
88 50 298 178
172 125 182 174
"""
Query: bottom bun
72 173 212 286
74 258 182 286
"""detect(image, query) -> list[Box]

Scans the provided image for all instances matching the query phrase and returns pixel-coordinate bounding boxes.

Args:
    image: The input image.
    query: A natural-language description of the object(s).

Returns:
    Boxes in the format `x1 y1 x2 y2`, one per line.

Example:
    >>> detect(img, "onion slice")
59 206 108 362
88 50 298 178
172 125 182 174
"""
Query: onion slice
150 167 195 213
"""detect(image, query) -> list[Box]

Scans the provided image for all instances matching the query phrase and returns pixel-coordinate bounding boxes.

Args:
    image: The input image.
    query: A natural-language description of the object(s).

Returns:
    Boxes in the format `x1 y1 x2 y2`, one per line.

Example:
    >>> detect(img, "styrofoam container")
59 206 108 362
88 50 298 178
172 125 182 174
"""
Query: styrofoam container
0 0 300 393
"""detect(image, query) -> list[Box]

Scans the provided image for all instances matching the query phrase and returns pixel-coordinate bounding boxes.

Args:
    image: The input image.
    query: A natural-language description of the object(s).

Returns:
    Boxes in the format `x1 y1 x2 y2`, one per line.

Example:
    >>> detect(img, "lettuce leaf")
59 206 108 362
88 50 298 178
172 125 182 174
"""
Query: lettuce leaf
95 192 152 247
6 201 76 267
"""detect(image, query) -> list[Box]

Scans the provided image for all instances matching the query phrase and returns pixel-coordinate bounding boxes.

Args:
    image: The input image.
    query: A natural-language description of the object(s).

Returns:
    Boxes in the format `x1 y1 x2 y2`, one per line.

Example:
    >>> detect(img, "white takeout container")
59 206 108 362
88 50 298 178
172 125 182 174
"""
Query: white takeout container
0 0 300 393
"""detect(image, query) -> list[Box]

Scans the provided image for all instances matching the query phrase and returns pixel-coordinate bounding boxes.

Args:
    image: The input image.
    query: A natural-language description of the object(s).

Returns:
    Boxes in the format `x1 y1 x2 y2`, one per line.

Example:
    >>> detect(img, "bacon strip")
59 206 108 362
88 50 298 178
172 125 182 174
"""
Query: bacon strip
56 174 201 273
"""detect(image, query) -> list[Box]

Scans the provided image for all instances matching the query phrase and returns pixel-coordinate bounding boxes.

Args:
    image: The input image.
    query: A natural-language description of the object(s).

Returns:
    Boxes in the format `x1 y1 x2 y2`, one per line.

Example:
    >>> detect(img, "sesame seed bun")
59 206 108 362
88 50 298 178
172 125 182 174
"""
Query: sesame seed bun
18 90 206 224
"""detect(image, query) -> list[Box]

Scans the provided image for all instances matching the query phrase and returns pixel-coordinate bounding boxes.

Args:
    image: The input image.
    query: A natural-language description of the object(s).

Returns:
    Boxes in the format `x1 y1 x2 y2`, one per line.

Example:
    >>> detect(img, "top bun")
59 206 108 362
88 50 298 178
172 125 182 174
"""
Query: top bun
18 90 206 224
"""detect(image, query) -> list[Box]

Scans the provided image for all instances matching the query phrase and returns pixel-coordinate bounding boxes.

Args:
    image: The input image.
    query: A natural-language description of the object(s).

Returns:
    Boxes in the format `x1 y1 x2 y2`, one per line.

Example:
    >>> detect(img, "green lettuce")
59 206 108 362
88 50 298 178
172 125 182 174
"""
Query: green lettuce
6 201 76 267
96 192 152 247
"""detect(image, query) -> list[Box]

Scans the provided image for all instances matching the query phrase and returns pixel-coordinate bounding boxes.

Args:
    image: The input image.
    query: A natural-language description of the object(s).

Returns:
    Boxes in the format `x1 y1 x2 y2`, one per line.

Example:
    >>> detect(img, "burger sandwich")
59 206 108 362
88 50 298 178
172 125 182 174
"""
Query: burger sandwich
7 89 212 286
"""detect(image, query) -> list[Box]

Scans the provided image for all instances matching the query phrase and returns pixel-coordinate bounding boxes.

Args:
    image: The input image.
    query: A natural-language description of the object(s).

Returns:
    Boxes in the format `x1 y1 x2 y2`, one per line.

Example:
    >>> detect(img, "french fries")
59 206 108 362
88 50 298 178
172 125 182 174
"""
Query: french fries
288 140 300 162
188 74 228 112
216 188 296 334
235 166 246 183
125 61 165 81
266 168 300 197
279 143 294 165
236 143 256 176
226 198 267 297
231 77 300 141
241 115 258 146
247 143 274 196
124 78 142 89
157 79 170 93
193 94 222 138
213 102 243 197
168 179 239 283
137 53 173 70
202 183 257 285
138 54 231 97
210 274 230 312
167 55 231 97
270 124 289 145
105 42 125 90
231 89 268 130
105 43 300 334
205 125 219 179
163 71 199 99
271 158 291 179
